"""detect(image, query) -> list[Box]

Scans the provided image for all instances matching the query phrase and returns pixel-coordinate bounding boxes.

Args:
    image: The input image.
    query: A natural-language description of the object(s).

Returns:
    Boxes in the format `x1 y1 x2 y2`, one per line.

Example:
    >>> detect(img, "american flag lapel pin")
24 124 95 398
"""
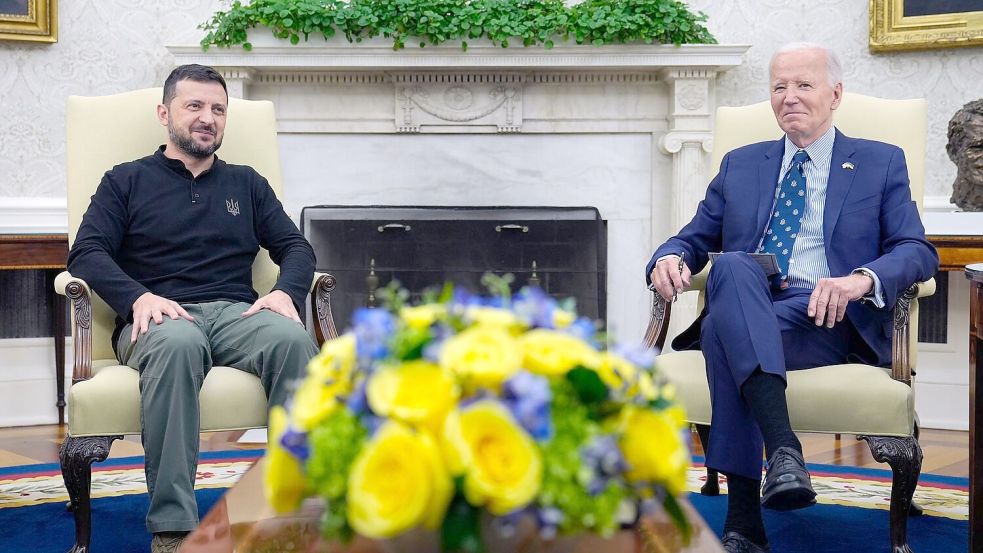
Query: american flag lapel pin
842 161 855 170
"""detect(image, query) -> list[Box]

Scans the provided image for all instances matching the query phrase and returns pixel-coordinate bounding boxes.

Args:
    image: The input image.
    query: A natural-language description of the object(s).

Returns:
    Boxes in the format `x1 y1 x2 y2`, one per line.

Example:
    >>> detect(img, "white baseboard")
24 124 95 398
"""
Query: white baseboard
914 381 969 431
0 197 68 234
0 337 73 427
923 195 955 212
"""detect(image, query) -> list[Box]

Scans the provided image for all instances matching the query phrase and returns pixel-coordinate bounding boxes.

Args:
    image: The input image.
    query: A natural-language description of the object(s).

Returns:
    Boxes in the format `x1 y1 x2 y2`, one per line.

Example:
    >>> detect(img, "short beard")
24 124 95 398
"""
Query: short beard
168 125 222 159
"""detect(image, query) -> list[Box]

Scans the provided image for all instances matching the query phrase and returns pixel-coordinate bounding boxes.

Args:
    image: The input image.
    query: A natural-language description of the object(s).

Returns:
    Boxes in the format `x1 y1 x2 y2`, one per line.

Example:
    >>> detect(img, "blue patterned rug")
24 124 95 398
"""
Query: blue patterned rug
0 452 968 553
688 457 968 552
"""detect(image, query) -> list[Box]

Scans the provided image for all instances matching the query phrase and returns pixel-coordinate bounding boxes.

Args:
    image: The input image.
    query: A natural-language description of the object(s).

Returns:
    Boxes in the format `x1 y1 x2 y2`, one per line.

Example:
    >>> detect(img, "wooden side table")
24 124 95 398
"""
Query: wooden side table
929 235 983 272
0 234 69 424
968 263 983 553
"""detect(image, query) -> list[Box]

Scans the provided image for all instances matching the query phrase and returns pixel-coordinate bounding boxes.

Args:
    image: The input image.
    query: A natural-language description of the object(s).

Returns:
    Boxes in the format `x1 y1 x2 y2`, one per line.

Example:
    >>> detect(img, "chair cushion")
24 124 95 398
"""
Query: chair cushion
67 362 268 437
655 351 915 437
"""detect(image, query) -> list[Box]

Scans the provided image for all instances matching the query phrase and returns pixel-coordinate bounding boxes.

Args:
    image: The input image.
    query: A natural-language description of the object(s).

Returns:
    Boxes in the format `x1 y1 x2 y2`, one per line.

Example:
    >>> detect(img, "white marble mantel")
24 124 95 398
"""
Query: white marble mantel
170 39 747 221
168 39 748 338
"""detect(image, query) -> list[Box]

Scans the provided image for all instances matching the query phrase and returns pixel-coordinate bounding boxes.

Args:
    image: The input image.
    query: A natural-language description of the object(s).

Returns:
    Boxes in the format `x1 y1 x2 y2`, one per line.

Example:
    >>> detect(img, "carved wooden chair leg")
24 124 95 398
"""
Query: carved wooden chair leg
694 424 720 496
60 435 121 553
859 435 922 553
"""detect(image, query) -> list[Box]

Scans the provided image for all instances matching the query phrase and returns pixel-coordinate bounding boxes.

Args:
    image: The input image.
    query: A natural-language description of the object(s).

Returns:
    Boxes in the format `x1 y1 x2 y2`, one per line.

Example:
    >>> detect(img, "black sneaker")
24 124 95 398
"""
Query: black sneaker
150 531 187 553
760 446 816 511
721 531 771 553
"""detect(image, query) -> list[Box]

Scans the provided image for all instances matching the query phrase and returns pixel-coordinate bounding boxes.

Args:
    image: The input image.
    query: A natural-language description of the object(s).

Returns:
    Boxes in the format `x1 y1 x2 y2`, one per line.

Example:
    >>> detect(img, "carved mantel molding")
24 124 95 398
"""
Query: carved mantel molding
169 39 748 238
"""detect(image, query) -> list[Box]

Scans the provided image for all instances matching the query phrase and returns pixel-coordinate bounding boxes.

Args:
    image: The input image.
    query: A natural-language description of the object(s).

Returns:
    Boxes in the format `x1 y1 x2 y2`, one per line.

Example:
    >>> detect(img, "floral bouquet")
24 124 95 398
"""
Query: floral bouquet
265 279 691 551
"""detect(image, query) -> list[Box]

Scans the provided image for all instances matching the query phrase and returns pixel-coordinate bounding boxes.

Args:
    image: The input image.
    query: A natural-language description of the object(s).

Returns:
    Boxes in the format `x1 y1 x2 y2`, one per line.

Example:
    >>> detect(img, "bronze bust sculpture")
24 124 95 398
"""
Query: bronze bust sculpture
947 99 983 211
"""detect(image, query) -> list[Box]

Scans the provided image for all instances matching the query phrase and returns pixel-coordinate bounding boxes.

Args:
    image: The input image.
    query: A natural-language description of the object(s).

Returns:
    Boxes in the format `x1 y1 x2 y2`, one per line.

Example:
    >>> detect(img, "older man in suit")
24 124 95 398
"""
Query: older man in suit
646 42 938 553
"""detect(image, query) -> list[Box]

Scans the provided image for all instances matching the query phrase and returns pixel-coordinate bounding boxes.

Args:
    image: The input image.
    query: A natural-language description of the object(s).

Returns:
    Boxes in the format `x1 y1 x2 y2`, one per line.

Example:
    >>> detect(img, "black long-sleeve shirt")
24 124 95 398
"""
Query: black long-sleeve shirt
68 147 316 344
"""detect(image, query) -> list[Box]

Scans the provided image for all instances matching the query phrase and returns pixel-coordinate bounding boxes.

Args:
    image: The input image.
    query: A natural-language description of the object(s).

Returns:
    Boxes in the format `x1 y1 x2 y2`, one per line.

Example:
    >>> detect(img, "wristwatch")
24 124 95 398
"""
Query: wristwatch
852 268 877 302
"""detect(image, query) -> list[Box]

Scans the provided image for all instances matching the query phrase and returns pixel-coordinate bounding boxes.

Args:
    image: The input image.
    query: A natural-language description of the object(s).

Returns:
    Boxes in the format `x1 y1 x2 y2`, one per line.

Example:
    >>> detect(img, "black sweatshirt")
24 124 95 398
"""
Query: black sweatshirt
68 147 316 344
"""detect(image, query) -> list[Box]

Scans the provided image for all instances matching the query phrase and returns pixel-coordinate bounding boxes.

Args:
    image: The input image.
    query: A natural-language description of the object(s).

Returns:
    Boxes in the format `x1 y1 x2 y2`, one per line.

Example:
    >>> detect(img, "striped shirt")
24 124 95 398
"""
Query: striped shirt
765 126 884 305
764 126 836 289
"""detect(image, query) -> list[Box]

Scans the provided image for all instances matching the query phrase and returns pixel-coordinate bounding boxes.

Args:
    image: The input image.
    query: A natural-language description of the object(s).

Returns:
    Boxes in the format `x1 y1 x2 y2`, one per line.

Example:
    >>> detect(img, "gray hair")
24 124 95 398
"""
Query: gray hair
771 42 843 87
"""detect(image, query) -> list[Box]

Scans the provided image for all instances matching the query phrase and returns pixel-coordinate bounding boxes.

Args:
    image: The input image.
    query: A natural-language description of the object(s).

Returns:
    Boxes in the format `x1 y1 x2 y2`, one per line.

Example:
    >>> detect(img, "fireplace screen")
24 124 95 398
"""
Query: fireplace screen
301 206 607 329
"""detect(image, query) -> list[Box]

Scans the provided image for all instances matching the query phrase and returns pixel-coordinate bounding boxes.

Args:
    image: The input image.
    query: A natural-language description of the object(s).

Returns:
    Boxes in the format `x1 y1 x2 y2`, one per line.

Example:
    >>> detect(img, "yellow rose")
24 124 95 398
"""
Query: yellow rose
465 306 519 329
347 422 452 538
366 360 459 432
594 352 638 390
292 334 358 430
519 329 599 377
400 304 446 330
290 377 341 431
264 406 306 513
308 333 357 380
442 400 542 515
439 326 521 389
618 406 689 495
551 308 575 329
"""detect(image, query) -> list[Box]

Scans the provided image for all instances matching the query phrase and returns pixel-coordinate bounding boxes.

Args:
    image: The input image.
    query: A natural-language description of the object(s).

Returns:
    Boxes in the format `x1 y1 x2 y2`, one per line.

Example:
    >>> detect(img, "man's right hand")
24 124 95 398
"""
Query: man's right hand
649 255 692 303
130 292 195 342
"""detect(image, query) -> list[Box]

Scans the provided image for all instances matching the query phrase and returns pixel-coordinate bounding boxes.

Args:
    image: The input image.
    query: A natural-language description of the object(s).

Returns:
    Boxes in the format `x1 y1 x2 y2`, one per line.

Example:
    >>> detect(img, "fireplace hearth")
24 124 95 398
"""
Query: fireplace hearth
302 206 606 328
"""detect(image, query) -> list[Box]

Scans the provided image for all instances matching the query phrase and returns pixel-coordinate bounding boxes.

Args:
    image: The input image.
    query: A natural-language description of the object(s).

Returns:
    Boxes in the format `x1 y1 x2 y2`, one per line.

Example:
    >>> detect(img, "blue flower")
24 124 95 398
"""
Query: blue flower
279 426 310 462
421 324 452 363
581 435 628 495
502 371 553 440
352 308 395 365
345 379 369 415
612 343 657 370
565 316 600 346
536 506 565 539
512 286 558 329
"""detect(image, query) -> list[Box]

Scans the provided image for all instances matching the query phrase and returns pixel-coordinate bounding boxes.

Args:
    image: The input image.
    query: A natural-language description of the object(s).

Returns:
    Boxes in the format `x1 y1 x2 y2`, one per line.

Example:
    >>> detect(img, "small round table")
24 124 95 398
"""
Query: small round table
967 262 983 552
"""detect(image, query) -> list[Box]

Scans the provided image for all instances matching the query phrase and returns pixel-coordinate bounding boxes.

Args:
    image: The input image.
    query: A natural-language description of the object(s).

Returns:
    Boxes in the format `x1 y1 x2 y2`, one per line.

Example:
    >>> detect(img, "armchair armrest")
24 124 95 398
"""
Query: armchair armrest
310 272 339 346
891 278 934 386
54 271 95 384
642 267 710 350
914 278 935 299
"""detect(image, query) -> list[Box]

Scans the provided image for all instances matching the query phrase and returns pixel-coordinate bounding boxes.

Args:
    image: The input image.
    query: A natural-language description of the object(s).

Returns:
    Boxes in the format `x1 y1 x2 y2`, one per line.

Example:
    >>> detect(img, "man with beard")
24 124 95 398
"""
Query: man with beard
68 64 318 553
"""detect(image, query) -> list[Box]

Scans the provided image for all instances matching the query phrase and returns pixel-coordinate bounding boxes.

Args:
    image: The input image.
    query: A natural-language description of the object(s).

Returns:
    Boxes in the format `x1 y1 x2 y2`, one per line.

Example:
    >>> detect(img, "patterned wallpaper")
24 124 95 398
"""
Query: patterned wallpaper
688 0 983 204
0 0 223 197
0 0 980 201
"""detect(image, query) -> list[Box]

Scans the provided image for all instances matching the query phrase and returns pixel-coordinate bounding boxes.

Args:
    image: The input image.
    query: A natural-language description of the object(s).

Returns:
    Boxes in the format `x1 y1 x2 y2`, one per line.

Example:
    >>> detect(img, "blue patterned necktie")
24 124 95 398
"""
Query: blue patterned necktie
761 149 809 283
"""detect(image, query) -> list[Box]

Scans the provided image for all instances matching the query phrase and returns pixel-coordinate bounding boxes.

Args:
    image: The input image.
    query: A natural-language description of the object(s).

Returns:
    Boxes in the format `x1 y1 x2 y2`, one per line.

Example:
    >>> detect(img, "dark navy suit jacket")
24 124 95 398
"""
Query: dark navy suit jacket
646 130 939 366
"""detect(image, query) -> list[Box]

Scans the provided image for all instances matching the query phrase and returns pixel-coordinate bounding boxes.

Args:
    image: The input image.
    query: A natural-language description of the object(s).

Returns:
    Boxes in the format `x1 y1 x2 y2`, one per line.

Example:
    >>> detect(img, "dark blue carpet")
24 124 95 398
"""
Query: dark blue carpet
690 493 967 553
0 453 968 553
0 450 259 553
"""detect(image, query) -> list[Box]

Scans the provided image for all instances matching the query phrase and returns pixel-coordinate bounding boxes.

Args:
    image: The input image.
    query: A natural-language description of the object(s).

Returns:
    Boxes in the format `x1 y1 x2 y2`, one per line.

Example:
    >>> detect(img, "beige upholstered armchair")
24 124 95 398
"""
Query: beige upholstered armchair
56 88 339 553
643 93 934 553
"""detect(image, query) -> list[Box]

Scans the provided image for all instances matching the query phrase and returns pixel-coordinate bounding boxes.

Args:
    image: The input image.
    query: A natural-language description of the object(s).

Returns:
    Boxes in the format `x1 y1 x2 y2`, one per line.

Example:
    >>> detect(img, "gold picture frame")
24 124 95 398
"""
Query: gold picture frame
870 0 983 51
0 0 57 43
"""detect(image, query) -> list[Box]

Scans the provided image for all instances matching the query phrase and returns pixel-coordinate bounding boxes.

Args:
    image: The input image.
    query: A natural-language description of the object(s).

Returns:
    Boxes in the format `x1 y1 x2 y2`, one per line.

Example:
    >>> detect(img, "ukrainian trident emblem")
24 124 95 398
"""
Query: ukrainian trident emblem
226 198 240 216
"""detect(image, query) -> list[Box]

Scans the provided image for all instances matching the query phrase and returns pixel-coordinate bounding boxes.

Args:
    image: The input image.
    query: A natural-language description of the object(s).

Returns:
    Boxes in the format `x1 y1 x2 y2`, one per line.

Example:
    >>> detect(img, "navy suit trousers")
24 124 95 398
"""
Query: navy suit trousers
701 252 865 480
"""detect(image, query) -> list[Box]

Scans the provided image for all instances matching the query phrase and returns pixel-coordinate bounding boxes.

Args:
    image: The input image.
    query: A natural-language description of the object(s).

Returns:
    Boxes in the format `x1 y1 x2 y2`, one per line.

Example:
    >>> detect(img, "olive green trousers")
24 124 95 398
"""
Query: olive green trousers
116 301 317 534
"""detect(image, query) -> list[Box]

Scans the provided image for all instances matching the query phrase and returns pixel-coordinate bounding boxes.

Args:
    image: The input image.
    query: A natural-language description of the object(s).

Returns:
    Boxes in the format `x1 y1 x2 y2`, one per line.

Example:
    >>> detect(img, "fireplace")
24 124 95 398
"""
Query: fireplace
169 39 747 341
302 206 606 327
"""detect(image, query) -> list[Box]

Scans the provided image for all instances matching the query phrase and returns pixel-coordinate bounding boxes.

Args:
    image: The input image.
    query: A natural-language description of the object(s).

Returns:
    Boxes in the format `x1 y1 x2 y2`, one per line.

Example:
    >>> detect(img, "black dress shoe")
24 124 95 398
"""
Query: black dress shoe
721 531 771 553
760 446 816 511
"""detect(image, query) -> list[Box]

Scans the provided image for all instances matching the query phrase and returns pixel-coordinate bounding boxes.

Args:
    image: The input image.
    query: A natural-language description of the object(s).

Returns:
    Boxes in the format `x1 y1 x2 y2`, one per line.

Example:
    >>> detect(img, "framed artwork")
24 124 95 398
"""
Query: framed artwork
0 0 57 43
870 0 983 51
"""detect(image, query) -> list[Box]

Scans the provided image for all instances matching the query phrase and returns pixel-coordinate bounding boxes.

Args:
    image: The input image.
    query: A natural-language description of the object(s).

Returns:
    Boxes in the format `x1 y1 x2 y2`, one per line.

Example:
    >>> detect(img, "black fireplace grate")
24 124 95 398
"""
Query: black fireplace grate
301 206 607 329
